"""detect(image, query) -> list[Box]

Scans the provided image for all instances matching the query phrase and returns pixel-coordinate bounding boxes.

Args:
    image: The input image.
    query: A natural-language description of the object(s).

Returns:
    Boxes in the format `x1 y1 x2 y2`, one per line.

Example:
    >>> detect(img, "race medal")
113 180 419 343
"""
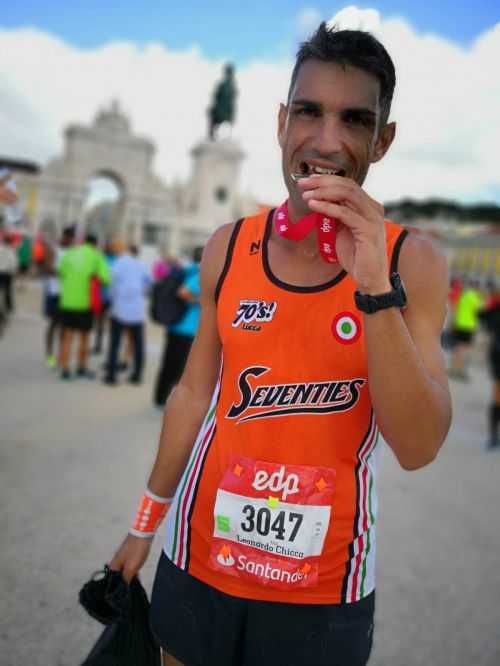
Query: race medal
209 457 335 590
274 200 338 263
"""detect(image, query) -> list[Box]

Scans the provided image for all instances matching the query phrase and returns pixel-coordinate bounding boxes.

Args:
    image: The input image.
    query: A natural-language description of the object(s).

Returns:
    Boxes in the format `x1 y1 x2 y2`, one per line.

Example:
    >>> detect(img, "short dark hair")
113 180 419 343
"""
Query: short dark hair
85 233 97 246
289 22 396 125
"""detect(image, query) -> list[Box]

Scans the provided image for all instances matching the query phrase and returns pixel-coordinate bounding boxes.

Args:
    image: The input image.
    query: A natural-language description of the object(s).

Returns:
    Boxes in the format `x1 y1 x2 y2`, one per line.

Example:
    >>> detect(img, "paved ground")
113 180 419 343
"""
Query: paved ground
1 282 499 666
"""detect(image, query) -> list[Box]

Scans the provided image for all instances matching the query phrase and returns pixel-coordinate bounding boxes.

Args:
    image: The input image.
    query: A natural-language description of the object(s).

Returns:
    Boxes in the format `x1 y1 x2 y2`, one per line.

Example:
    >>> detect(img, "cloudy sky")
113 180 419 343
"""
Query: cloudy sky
1 2 499 206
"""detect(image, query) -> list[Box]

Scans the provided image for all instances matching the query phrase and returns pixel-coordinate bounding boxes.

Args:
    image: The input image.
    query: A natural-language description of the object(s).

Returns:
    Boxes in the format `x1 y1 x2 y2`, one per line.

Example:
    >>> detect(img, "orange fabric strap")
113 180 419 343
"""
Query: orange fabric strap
129 489 172 538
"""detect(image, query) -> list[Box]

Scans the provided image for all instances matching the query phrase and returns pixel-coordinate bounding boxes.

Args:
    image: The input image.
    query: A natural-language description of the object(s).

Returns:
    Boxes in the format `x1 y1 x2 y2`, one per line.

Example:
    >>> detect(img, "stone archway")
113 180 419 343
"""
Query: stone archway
35 101 174 243
83 170 125 244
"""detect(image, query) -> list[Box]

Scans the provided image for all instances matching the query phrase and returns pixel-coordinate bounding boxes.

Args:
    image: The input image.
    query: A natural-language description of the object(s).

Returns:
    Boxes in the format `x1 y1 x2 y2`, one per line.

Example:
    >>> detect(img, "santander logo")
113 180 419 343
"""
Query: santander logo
252 465 300 500
217 545 235 567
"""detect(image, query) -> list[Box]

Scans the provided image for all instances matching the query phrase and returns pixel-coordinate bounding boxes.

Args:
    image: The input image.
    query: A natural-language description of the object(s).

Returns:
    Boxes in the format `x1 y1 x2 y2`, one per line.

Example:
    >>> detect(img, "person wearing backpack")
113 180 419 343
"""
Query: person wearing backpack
153 247 203 407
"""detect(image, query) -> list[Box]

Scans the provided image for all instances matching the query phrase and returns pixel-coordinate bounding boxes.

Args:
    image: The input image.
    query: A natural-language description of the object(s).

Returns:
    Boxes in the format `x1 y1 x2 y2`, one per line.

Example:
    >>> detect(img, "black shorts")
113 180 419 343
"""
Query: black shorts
60 309 93 332
44 294 60 320
150 551 375 666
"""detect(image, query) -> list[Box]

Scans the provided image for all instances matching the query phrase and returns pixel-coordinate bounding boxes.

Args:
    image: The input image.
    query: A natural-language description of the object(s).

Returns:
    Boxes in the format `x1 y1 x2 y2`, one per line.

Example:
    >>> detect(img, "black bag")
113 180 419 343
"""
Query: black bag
150 272 186 326
79 566 160 666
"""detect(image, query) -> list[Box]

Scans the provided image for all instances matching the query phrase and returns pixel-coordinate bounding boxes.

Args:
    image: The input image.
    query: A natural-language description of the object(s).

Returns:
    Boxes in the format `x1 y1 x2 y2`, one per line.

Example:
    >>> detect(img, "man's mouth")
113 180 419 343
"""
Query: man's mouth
291 162 346 181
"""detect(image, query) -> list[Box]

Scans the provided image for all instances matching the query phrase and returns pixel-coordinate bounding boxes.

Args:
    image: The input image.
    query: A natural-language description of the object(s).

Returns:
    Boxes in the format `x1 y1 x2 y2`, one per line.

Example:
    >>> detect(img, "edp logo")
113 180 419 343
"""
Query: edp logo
252 465 300 501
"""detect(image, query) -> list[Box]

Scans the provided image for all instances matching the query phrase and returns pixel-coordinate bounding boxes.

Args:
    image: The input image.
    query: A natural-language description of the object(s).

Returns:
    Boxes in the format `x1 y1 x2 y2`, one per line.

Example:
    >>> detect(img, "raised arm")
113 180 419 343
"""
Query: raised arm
365 233 452 469
109 223 235 581
298 174 452 470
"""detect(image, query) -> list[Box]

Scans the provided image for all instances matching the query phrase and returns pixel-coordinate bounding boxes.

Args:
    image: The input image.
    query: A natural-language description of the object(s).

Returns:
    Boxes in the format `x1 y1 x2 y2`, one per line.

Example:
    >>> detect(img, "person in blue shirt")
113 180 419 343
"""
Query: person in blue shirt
104 242 152 385
153 247 203 406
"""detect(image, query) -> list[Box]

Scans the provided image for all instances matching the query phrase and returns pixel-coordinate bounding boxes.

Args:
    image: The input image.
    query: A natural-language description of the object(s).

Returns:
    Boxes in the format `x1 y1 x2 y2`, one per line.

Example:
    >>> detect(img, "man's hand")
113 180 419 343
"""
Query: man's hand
108 533 154 584
299 175 390 294
0 173 18 206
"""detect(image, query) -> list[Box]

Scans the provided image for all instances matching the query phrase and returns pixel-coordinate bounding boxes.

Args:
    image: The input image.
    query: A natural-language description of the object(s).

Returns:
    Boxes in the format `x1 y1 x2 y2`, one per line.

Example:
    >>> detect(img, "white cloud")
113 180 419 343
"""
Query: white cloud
327 5 381 32
0 8 498 209
296 8 323 39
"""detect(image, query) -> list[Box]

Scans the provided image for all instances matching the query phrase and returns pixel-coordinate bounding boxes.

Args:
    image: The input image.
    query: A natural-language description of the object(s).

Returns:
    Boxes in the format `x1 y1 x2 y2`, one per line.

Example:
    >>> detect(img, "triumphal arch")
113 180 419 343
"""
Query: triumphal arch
36 101 176 246
35 98 254 256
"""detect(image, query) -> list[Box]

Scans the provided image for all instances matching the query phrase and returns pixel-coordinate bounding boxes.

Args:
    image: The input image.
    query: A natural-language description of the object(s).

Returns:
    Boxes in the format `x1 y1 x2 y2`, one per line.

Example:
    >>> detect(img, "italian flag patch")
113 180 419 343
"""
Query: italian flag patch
332 312 361 344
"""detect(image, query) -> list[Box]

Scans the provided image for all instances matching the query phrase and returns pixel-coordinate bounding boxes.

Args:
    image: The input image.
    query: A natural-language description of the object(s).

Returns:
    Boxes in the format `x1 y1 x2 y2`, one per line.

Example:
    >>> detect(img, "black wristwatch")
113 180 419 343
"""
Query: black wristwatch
354 272 407 314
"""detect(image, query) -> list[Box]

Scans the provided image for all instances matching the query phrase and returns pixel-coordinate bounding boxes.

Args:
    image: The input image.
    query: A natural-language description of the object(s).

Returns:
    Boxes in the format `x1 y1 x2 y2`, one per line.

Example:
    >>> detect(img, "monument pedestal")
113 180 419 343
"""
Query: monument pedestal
187 138 245 231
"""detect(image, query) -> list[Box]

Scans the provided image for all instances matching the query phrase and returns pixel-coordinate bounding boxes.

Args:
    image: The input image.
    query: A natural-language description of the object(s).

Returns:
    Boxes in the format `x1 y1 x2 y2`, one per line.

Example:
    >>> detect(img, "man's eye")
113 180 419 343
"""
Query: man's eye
344 113 374 127
294 107 319 117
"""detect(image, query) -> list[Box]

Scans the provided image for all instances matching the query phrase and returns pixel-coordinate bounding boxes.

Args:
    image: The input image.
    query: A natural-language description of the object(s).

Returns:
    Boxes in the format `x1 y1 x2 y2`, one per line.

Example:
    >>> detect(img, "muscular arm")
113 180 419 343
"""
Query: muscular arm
364 234 452 469
297 173 451 471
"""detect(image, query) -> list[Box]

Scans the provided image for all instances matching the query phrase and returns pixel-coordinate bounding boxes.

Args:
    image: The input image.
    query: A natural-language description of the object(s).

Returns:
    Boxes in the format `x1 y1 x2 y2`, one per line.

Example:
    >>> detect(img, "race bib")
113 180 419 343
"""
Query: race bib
209 456 335 590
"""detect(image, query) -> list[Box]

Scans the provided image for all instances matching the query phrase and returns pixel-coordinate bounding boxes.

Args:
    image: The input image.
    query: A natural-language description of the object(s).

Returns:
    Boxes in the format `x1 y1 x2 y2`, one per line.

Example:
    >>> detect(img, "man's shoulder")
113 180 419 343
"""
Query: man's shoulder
398 230 449 310
112 254 131 272
399 229 447 275
201 221 240 292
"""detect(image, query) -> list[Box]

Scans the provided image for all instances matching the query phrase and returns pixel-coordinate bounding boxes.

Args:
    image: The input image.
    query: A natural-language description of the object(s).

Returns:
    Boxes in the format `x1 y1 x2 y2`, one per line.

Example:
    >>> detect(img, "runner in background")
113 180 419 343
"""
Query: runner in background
58 234 110 380
0 172 19 334
0 236 18 334
153 249 202 407
42 227 75 368
448 278 484 381
479 281 500 450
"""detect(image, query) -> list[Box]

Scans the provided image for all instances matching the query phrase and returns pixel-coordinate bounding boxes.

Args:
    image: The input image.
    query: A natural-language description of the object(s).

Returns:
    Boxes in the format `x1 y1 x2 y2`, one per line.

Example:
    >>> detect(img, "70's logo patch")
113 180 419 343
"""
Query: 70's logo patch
232 299 277 330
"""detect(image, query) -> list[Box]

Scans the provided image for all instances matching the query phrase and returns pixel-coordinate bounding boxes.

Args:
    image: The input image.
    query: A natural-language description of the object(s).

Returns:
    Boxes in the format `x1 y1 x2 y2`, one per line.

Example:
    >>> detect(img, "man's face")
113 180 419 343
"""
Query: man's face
278 59 395 218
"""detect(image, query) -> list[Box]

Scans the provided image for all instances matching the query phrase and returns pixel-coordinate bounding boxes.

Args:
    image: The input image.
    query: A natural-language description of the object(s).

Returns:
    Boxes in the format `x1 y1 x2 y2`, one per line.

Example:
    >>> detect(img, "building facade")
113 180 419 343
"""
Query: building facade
4 101 258 258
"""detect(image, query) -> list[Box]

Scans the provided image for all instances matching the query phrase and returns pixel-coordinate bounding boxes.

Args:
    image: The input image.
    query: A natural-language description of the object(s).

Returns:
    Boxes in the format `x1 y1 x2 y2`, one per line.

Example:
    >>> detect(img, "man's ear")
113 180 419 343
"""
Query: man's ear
277 103 288 148
371 121 396 164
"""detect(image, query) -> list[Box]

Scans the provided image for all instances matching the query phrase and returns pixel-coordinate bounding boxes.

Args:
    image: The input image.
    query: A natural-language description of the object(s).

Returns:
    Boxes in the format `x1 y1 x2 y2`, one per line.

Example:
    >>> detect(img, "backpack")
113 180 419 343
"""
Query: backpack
150 271 187 326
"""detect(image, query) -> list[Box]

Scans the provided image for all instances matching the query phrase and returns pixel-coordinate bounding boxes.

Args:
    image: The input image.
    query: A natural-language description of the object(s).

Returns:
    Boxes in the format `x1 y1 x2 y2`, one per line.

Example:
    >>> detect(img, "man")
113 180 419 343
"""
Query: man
109 24 451 666
0 172 19 333
479 281 500 449
42 227 75 368
58 233 110 380
103 241 151 385
153 248 202 406
0 236 18 320
449 278 483 380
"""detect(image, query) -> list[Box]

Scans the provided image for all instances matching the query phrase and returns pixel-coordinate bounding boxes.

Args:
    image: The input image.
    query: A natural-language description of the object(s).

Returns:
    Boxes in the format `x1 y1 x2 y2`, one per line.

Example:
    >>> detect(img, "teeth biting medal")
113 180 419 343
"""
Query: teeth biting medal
276 165 342 263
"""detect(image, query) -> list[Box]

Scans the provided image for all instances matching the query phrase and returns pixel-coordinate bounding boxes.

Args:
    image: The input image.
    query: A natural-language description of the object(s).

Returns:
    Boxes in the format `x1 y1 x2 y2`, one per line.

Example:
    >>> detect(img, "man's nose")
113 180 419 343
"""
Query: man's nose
312 116 344 156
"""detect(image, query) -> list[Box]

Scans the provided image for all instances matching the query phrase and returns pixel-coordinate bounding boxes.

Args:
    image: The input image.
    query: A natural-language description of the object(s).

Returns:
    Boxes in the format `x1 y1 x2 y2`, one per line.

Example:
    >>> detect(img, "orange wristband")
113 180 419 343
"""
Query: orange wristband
129 489 172 538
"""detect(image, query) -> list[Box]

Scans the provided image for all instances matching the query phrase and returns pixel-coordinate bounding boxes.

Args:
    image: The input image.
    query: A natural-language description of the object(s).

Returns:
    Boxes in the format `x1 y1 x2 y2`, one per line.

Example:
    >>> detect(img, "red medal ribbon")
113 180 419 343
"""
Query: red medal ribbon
274 201 338 263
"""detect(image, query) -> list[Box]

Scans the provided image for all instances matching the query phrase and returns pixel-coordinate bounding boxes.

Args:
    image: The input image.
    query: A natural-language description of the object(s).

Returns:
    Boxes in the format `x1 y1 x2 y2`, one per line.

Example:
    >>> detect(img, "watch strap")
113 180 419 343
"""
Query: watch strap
354 273 407 314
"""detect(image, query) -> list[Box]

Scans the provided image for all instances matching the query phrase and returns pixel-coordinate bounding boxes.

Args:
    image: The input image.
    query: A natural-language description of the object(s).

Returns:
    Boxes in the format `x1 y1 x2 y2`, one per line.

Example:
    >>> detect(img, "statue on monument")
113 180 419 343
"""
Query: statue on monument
208 63 237 141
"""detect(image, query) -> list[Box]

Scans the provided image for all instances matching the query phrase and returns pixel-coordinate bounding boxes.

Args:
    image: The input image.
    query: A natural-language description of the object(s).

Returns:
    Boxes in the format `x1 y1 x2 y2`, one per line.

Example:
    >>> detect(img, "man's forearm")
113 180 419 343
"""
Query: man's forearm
148 382 213 496
364 309 451 469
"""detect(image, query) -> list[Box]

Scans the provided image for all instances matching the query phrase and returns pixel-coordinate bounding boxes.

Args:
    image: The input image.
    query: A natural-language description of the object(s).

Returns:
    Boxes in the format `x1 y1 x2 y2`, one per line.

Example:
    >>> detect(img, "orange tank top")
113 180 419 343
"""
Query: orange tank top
163 209 408 605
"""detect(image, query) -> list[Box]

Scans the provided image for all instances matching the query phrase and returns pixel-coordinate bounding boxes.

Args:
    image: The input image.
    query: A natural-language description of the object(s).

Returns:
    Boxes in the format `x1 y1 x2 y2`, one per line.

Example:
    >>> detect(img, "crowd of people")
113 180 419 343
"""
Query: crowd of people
37 226 203 405
0 170 203 407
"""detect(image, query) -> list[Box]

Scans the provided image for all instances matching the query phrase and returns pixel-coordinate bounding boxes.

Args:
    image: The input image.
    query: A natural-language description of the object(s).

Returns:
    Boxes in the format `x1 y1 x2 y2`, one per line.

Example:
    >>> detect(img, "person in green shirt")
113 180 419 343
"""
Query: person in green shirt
58 233 110 380
449 279 484 380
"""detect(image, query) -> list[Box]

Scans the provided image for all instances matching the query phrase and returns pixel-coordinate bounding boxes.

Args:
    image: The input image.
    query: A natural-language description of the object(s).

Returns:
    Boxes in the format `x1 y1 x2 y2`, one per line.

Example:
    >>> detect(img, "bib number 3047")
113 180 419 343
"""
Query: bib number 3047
241 505 303 542
209 456 335 590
